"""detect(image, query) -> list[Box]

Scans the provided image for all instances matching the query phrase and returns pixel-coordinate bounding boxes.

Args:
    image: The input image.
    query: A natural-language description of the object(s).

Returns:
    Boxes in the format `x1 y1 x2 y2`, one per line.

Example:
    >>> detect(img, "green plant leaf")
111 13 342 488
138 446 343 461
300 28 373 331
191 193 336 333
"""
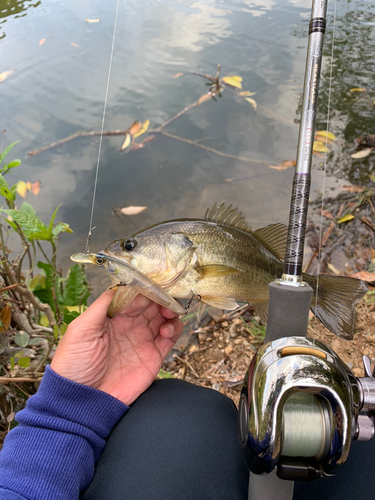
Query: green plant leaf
3 209 47 234
14 331 30 347
10 357 15 370
0 186 14 202
53 222 73 237
20 202 36 216
0 141 19 166
337 214 354 224
29 274 46 290
62 264 90 307
0 174 9 192
63 308 80 324
53 324 59 339
48 205 61 232
7 160 21 169
17 356 30 368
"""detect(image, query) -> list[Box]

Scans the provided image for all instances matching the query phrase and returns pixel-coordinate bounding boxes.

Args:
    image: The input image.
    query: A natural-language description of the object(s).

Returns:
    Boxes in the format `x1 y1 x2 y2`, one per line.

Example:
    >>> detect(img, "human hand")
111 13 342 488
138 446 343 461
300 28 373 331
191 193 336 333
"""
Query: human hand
51 290 183 405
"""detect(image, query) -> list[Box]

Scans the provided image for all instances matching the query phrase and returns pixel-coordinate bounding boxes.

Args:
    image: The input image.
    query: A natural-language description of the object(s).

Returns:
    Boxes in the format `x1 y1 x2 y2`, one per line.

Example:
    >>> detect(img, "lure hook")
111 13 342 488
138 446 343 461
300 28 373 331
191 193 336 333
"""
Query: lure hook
85 226 96 255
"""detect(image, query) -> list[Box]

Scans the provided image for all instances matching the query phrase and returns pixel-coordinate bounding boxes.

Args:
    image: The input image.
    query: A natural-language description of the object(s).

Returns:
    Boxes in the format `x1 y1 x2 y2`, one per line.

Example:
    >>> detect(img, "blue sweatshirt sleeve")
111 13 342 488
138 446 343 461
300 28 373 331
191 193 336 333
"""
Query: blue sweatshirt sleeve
0 366 129 500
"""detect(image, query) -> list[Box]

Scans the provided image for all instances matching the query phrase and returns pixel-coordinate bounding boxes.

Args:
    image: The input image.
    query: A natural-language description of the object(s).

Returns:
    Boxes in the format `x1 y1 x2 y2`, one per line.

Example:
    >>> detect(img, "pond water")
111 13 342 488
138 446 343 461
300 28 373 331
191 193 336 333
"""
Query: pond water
1 0 374 293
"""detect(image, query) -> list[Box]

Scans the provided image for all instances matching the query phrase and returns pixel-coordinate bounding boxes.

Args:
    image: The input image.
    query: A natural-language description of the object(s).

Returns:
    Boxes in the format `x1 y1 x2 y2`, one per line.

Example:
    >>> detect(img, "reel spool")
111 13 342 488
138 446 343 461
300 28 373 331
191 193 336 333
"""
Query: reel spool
238 336 373 481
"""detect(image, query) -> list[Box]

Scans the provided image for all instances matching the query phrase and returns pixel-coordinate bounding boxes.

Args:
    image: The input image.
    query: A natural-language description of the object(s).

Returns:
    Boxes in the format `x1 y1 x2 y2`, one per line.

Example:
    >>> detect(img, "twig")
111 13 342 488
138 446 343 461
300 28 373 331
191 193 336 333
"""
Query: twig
360 216 375 233
0 376 43 384
33 341 54 373
174 355 200 379
0 283 22 293
37 241 52 267
156 131 269 165
303 222 335 273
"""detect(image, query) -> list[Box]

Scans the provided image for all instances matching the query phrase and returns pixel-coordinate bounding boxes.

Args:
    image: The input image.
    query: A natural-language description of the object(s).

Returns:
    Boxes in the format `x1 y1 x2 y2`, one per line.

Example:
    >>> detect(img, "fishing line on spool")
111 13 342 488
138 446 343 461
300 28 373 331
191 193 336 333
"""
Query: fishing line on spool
85 0 121 255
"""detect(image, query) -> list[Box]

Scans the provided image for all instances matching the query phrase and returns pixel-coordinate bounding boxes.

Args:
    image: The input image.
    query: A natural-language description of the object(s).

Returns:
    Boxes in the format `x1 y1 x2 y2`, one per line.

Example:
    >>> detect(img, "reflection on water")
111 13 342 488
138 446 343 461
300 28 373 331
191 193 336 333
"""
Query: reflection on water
0 0 41 39
0 0 374 291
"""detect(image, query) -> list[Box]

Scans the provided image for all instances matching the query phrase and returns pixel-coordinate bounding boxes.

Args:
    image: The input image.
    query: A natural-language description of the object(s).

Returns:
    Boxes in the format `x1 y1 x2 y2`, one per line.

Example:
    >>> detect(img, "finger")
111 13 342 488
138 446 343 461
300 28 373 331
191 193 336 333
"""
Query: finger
75 289 116 326
159 306 180 320
155 317 184 359
119 293 154 317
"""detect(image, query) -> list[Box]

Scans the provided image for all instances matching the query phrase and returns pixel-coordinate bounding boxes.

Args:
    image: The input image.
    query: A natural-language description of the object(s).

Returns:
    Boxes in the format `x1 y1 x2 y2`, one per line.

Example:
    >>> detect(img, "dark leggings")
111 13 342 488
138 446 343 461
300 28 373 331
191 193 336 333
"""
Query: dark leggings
81 379 374 499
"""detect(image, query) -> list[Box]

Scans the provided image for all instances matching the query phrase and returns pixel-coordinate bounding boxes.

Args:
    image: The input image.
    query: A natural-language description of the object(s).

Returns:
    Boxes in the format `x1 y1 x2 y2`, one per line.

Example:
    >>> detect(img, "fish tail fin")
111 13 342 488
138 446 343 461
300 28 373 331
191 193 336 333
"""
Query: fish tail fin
304 274 368 339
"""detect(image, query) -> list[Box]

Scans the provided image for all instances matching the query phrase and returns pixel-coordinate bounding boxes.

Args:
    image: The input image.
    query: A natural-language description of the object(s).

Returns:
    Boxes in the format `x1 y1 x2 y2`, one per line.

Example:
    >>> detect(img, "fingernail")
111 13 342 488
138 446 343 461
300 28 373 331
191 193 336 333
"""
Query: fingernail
164 324 174 336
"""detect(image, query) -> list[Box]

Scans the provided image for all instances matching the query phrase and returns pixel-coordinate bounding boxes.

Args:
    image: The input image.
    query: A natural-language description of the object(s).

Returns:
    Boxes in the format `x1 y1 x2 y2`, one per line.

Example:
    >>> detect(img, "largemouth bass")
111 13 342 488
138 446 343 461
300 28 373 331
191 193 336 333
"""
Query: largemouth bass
101 203 367 339
70 252 185 315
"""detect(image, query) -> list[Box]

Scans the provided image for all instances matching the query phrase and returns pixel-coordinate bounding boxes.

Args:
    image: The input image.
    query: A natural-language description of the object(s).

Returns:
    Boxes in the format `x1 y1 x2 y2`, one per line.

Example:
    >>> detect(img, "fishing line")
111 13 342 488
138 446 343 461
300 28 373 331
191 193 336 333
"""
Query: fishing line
85 0 121 254
313 0 337 337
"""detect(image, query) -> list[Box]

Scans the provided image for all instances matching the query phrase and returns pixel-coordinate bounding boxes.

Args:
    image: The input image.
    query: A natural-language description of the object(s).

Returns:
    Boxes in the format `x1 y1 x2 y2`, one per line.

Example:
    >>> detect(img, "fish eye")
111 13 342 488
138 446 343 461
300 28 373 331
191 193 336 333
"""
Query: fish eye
96 257 105 265
122 238 137 252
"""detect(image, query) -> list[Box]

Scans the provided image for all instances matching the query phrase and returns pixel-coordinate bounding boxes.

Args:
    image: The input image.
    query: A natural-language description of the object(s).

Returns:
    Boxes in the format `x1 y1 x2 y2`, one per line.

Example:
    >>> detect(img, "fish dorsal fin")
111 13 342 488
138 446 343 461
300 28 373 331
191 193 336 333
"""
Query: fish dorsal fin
252 223 288 261
204 202 252 233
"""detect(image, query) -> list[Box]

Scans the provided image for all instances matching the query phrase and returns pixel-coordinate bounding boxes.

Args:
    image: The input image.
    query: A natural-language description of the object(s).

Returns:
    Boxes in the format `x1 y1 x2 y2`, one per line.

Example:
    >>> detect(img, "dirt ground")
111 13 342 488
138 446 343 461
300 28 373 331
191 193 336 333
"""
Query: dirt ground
163 293 375 405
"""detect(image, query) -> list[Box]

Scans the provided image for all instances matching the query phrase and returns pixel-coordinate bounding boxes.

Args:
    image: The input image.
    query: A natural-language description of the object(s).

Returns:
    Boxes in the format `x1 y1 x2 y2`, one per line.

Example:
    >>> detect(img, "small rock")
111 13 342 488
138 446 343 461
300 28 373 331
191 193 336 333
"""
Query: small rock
213 332 220 338
363 348 369 357
221 321 228 328
198 333 207 342
212 383 221 391
254 316 261 323
224 345 233 356
233 318 242 325
347 362 353 369
234 339 242 345
353 367 364 377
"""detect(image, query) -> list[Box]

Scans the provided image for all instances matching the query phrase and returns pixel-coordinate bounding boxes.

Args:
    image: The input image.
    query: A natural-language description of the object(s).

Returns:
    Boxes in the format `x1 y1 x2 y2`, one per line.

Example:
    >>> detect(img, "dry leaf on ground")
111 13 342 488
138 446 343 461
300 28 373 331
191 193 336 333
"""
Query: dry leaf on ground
341 185 365 193
269 159 296 171
350 271 375 282
351 148 372 159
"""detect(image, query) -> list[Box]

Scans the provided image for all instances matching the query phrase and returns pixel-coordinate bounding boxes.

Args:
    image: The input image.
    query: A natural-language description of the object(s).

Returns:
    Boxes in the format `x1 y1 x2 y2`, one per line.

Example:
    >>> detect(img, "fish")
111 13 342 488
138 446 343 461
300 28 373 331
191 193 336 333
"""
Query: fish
70 252 185 315
99 202 367 339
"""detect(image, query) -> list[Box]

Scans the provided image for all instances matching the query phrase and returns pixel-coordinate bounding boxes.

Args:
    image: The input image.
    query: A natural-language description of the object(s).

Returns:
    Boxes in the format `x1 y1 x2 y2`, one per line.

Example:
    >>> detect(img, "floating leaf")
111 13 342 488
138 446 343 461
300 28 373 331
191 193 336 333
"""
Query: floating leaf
230 76 242 82
173 72 183 78
245 97 257 110
337 214 354 224
0 306 11 332
225 179 233 183
350 87 366 92
351 148 372 159
120 133 131 151
71 42 79 47
198 93 211 104
0 70 12 82
341 185 365 193
120 206 147 215
30 181 41 195
239 91 256 96
86 18 100 23
222 76 242 89
39 38 46 45
313 141 329 153
350 271 375 282
315 130 336 141
129 121 142 136
17 181 28 198
133 119 150 139
14 331 30 347
315 135 333 145
269 159 296 171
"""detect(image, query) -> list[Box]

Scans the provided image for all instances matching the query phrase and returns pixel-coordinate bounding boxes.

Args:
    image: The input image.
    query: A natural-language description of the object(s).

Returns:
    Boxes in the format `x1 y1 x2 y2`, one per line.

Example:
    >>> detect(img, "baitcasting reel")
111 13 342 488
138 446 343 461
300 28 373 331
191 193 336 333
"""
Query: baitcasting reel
238 336 375 481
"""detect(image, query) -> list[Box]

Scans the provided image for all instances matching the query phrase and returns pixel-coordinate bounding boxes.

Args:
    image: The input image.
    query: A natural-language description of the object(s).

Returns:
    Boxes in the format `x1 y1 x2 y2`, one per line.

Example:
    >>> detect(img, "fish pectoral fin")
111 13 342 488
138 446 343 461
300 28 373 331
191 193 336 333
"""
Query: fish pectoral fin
249 300 269 324
195 264 244 279
200 296 239 310
107 287 138 318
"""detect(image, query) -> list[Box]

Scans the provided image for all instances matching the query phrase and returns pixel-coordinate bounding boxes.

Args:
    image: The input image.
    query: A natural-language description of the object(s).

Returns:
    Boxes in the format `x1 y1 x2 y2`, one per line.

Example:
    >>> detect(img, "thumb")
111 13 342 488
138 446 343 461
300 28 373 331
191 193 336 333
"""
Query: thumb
76 288 116 326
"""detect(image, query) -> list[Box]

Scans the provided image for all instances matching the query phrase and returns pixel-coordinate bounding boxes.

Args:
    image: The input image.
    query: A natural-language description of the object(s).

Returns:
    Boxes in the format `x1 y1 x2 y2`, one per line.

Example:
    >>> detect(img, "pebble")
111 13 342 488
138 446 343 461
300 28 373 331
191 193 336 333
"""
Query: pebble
221 321 228 328
224 345 233 356
347 362 353 369
212 383 221 391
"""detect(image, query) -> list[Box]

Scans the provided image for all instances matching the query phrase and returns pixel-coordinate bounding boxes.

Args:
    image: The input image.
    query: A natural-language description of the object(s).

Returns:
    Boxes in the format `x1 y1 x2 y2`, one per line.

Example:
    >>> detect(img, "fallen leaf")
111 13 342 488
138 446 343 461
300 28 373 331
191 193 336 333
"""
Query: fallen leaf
0 70 12 82
173 72 183 78
315 130 336 141
350 271 375 282
0 305 11 332
17 181 28 198
239 91 256 96
133 119 150 139
6 412 15 423
30 181 41 195
225 178 233 183
71 42 79 47
198 93 211 104
327 263 341 275
337 214 354 224
86 18 100 23
313 141 329 153
350 87 366 92
341 185 365 193
315 135 333 145
269 159 296 171
222 76 242 89
39 38 46 45
320 210 334 220
129 121 142 136
351 148 372 159
245 97 257 110
120 133 131 151
120 206 147 215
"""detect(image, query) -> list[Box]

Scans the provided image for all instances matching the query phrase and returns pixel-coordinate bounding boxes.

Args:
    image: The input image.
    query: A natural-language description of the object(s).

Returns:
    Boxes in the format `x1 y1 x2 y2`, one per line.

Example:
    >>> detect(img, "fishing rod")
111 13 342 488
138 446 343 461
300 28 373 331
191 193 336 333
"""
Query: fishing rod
238 0 375 498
